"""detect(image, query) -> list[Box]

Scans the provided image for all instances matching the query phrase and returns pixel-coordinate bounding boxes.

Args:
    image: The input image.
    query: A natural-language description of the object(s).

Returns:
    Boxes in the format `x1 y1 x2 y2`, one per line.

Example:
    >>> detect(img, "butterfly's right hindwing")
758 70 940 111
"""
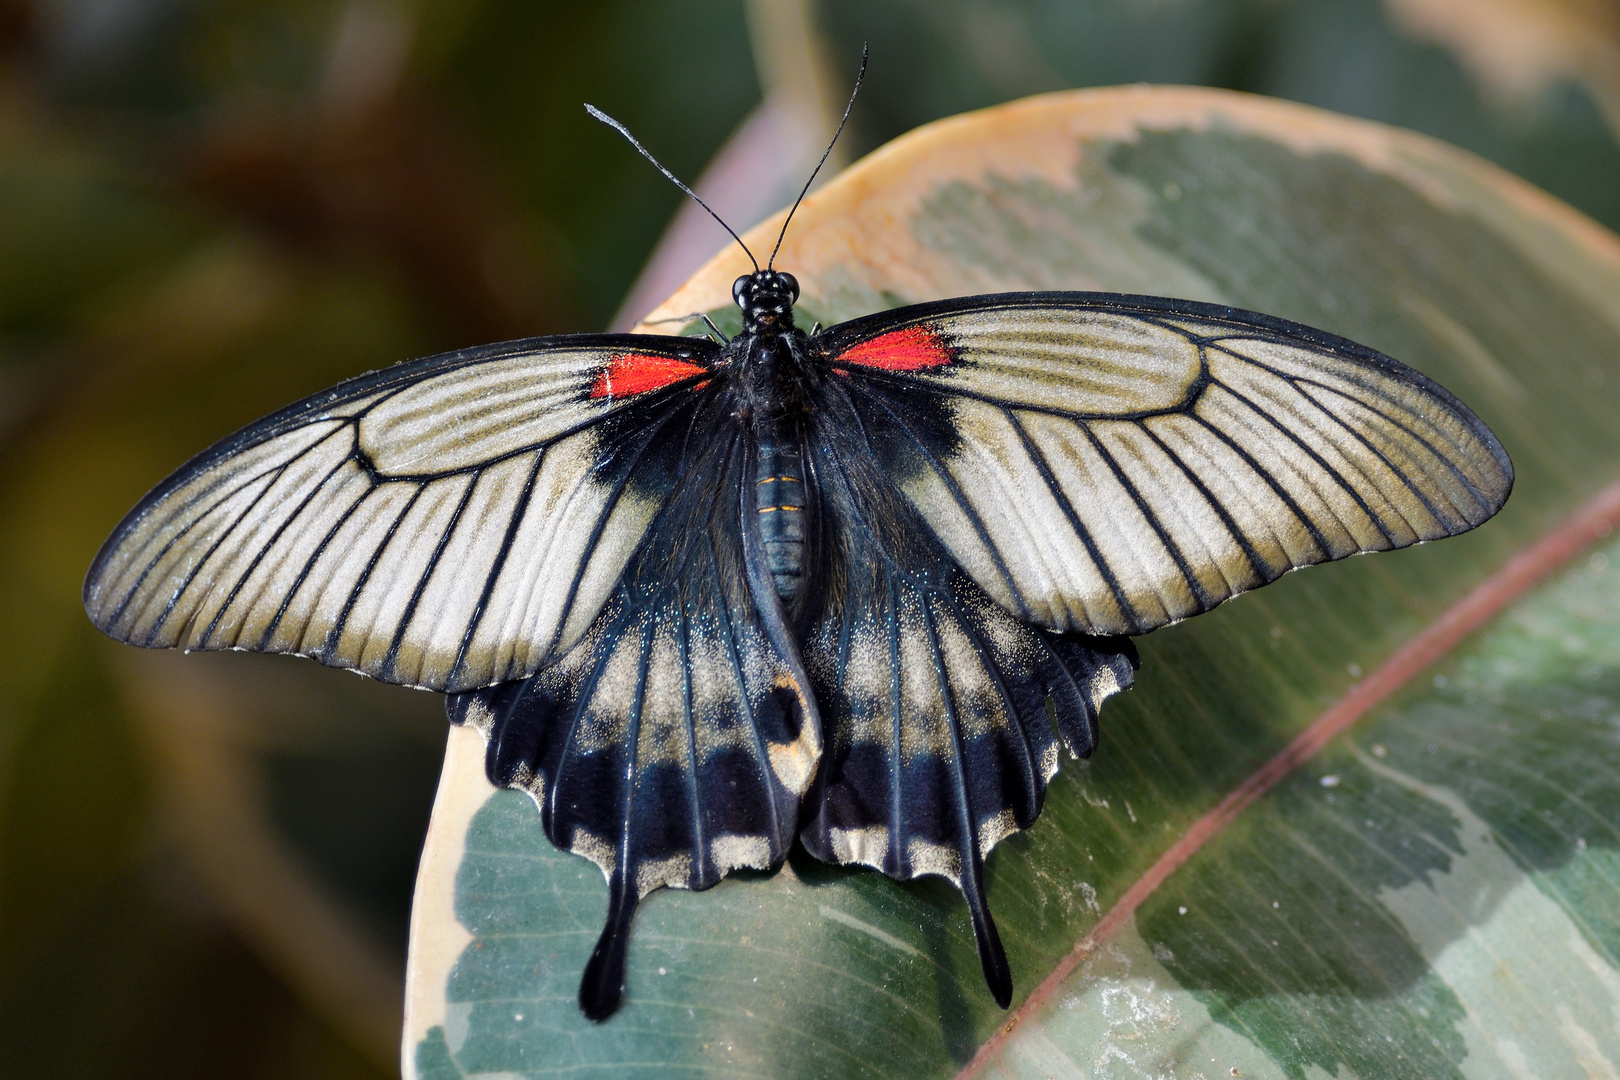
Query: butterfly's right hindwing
83 334 717 692
796 379 1137 1006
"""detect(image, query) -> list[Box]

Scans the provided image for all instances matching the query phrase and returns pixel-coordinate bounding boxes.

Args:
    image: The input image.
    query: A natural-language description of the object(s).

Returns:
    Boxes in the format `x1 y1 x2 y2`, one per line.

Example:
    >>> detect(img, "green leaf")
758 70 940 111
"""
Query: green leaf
405 88 1620 1077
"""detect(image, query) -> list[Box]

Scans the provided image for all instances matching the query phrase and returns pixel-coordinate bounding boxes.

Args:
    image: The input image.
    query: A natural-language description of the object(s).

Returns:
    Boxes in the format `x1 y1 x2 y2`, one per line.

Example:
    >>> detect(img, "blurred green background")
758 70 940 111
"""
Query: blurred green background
0 1 1615 1076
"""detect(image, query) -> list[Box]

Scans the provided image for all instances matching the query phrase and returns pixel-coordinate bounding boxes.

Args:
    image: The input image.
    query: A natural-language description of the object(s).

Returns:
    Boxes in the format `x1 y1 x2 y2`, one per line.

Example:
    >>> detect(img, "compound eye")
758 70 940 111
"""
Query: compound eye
779 272 800 301
733 275 751 307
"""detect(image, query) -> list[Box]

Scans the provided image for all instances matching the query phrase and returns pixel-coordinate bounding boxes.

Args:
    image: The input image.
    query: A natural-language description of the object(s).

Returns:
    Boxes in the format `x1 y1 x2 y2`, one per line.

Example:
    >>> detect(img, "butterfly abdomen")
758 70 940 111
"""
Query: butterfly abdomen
753 425 807 603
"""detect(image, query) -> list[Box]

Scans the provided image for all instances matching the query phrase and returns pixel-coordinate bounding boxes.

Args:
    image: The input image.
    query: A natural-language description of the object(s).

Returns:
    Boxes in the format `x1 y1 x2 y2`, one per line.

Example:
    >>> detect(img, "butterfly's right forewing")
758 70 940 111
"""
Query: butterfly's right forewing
823 294 1513 638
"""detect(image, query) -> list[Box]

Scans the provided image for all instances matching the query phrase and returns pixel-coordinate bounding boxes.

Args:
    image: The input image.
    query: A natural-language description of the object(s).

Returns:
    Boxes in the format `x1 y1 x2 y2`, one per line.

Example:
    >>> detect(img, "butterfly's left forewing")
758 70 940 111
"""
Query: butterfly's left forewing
821 293 1513 638
84 335 718 692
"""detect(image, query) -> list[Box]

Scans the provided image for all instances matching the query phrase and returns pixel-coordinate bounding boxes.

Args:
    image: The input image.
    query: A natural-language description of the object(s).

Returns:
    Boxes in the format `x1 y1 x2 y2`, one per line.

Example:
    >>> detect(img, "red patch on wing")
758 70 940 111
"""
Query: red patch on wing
590 353 708 399
835 325 955 373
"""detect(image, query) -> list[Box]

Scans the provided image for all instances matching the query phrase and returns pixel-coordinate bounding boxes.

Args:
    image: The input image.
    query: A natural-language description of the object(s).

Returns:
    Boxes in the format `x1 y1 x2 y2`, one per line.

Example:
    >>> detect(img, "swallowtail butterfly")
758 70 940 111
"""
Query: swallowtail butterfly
83 69 1513 1020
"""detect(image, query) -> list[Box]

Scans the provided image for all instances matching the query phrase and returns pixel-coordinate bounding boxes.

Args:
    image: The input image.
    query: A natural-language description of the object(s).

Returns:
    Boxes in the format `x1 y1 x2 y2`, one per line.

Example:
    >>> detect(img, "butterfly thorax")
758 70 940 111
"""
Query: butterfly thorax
727 273 812 607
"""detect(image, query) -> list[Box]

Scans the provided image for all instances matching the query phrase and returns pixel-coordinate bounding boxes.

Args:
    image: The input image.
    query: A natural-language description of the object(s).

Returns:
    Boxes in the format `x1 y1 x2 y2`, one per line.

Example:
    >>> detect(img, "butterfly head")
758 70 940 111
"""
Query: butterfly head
734 271 800 335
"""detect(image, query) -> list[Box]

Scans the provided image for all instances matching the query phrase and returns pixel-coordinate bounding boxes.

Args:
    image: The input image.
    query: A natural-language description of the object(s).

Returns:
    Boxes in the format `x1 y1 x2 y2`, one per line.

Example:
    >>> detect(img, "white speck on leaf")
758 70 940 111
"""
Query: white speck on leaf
818 905 921 957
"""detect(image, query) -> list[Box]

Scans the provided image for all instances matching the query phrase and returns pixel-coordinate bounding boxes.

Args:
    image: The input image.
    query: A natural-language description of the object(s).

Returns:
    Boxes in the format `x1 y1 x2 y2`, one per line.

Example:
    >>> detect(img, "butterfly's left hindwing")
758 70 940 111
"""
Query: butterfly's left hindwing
821 293 1514 638
448 399 820 1020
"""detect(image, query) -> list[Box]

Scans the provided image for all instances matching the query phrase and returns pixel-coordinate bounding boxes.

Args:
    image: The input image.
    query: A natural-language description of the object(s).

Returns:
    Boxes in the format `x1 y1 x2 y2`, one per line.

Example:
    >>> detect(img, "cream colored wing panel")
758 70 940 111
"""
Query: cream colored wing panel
389 451 544 688
1193 383 1378 557
1017 412 1198 629
1089 420 1257 603
167 428 362 650
1294 382 1482 532
467 430 627 682
1206 350 1424 547
216 458 376 650
264 479 420 656
910 308 1203 413
1204 334 1508 516
921 399 1123 632
1139 413 1307 581
358 351 604 474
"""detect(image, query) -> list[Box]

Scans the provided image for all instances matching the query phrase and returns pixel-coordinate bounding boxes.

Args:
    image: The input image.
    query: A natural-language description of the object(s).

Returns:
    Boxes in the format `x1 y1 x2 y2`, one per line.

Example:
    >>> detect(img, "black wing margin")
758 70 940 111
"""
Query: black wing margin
796 378 1136 1006
448 399 821 1021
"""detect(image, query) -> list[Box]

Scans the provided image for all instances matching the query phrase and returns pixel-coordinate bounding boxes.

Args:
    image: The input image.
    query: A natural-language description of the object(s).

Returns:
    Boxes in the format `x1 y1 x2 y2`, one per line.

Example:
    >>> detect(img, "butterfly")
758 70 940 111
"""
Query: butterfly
82 66 1513 1021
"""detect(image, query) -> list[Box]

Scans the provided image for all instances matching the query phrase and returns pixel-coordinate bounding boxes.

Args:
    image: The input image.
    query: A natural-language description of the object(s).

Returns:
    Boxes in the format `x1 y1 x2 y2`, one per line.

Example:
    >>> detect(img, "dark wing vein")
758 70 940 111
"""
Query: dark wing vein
931 581 1039 816
1135 422 1267 592
258 475 376 648
1210 376 1398 547
148 465 290 645
322 484 427 656
1282 378 1441 532
1070 413 1214 611
858 388 1032 620
1002 409 1134 623
110 456 302 631
1187 412 1333 558
540 401 693 659
381 474 482 678
197 452 357 648
447 449 549 687
1288 374 1482 516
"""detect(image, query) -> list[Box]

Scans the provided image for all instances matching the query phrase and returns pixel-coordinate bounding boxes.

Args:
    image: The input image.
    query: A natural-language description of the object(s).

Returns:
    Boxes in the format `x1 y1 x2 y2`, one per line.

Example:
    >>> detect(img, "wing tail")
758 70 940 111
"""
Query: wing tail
579 868 639 1021
963 855 1013 1009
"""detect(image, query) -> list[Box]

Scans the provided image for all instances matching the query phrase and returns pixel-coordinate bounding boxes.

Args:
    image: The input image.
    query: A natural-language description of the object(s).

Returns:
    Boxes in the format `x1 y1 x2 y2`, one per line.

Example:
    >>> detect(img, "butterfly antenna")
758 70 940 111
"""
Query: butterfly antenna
767 43 868 270
586 104 759 272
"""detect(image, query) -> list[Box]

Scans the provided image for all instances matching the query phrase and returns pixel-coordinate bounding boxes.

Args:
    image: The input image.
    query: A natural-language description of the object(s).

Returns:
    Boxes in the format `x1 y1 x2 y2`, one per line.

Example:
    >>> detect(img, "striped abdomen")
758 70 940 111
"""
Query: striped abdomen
754 429 806 604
